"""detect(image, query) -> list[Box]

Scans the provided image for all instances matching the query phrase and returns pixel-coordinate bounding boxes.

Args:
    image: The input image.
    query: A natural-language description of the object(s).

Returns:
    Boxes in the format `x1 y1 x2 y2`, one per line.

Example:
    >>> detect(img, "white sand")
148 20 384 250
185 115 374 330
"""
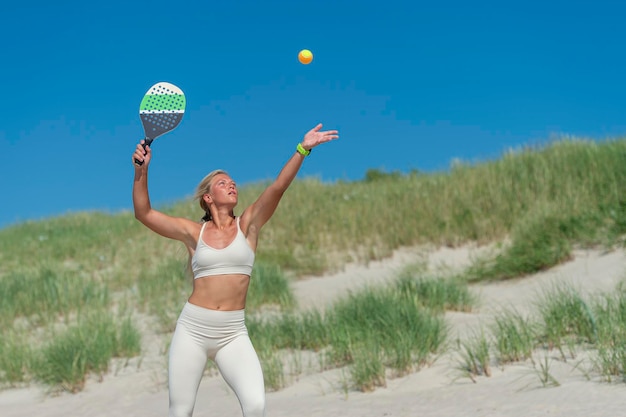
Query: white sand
2 246 626 417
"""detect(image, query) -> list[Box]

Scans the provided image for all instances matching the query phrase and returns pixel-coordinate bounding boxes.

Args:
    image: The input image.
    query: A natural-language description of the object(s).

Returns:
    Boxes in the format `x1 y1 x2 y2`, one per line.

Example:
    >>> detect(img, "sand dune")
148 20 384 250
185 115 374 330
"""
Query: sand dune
2 246 625 417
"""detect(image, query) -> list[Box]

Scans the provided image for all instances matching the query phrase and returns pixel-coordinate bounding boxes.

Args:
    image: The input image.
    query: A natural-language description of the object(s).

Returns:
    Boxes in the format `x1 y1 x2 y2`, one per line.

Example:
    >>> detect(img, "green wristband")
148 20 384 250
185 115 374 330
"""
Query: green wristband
296 143 311 156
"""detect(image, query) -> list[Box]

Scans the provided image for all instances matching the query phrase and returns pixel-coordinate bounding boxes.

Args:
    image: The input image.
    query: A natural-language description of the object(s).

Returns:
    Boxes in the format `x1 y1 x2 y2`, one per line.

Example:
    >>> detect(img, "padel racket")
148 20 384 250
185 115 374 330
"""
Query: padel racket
134 82 186 165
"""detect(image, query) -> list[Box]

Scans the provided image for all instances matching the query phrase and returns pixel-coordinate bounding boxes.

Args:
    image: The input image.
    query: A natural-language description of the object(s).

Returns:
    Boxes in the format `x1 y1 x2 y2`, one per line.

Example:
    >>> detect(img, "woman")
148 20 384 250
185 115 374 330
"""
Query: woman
132 123 338 417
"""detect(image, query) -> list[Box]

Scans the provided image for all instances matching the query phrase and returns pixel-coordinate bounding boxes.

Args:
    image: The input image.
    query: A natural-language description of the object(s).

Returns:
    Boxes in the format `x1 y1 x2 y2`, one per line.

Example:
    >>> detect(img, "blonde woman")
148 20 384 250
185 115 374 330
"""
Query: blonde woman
131 123 338 417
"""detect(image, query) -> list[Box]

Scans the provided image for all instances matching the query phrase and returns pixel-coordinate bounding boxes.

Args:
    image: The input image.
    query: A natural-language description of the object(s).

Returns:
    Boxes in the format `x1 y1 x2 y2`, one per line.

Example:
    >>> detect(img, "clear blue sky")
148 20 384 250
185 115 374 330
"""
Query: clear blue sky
1 1 625 229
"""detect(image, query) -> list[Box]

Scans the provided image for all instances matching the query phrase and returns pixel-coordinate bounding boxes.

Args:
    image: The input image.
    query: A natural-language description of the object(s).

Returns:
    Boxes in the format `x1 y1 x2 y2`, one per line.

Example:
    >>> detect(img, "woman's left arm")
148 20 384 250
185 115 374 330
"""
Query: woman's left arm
242 123 338 233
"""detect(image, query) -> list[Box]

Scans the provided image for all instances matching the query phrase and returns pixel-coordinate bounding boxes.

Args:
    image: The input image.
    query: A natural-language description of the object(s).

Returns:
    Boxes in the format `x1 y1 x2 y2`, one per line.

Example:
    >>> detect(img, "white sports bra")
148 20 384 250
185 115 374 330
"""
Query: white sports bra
191 217 255 279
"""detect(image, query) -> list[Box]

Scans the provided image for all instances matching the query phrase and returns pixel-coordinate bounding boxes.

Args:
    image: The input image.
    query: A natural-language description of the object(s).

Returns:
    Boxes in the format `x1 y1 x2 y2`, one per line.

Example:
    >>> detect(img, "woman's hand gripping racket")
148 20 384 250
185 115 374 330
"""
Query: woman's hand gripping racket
134 82 186 166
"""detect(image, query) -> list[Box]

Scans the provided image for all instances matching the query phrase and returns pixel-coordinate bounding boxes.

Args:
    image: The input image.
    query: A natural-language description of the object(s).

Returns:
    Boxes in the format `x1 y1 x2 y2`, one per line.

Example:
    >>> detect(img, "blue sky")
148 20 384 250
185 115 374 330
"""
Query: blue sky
1 1 625 229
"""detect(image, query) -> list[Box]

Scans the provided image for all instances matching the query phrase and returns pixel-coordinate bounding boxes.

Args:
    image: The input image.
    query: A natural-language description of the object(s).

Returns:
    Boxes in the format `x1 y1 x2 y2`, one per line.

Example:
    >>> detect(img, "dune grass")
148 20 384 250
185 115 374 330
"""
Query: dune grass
31 310 141 393
455 329 492 382
2 136 626 392
163 137 626 275
248 272 474 391
456 281 626 384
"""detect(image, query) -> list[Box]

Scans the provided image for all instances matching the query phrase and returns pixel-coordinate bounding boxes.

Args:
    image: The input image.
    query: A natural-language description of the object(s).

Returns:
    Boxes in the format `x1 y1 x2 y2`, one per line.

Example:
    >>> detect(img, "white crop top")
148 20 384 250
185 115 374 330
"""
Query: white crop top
191 217 255 279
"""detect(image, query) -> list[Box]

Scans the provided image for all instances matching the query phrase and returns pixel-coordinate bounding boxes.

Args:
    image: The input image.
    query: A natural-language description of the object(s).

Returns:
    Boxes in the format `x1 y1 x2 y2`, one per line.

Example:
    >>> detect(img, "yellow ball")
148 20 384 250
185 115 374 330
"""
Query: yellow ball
298 49 313 65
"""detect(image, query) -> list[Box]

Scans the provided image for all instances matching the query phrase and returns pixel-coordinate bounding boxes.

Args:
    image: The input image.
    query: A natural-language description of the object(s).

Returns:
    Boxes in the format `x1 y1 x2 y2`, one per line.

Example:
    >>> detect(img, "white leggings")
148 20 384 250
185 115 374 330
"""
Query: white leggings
168 302 266 417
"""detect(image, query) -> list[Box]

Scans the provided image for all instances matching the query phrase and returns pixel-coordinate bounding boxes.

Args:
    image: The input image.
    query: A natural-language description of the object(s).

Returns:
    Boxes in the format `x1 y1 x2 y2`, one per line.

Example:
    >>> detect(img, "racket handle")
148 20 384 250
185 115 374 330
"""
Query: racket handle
134 138 154 166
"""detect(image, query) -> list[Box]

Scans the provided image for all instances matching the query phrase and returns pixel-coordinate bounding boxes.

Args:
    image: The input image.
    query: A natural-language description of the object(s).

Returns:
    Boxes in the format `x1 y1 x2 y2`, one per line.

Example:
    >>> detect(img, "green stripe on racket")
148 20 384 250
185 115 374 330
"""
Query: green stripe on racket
134 82 186 166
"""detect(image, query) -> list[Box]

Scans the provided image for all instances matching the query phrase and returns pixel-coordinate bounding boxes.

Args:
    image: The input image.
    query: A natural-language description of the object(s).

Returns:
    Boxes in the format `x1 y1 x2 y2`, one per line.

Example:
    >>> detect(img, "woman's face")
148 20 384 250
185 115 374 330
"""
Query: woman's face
206 174 238 205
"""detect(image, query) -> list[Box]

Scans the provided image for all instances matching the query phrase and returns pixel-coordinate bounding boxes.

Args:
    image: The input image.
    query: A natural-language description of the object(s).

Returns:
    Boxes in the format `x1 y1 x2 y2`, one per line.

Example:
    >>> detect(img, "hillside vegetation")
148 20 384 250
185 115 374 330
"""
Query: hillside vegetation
2 137 626 392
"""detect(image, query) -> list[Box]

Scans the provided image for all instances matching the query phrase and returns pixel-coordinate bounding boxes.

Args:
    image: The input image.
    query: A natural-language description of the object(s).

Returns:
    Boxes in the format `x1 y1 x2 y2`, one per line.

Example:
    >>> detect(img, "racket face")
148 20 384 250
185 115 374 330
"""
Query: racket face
139 82 186 141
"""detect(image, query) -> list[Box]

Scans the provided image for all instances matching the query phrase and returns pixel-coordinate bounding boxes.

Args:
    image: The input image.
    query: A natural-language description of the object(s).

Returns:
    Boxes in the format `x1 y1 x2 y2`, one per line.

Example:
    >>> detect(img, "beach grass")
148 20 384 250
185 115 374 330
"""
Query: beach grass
12 310 141 393
249 271 474 391
2 136 626 392
453 281 626 385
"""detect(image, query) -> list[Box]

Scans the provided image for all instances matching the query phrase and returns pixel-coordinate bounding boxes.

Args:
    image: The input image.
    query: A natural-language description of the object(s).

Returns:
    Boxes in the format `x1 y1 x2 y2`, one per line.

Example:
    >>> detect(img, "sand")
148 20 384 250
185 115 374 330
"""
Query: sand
2 245 626 417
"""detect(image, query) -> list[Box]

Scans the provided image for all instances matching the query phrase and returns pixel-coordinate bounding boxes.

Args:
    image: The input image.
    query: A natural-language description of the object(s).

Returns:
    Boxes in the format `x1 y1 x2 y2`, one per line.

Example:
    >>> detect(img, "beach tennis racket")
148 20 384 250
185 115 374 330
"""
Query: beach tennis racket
134 82 186 165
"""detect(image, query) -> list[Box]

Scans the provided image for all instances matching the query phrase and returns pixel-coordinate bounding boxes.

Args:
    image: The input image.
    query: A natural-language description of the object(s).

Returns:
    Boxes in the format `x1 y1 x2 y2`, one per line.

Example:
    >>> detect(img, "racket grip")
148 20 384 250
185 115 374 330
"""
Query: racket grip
134 138 154 166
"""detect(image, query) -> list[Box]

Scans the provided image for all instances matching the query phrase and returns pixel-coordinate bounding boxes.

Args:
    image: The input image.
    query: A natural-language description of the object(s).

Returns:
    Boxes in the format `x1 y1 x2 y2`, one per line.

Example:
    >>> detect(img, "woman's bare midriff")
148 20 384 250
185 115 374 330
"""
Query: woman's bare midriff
188 274 251 310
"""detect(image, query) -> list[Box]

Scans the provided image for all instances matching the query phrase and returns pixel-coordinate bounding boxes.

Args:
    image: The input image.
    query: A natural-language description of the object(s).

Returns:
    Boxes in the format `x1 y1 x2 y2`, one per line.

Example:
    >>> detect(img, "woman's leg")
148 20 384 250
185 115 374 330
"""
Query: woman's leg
168 322 209 417
215 335 266 417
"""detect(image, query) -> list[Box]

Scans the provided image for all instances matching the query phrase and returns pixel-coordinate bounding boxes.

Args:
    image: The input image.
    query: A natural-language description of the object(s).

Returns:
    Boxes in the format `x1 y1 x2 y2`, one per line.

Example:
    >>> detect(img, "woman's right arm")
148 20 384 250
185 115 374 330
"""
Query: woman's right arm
132 142 197 245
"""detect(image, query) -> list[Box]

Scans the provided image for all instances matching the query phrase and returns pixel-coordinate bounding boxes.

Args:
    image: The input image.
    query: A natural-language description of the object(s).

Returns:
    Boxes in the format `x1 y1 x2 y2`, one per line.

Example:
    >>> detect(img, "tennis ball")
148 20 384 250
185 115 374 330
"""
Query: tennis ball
298 49 313 65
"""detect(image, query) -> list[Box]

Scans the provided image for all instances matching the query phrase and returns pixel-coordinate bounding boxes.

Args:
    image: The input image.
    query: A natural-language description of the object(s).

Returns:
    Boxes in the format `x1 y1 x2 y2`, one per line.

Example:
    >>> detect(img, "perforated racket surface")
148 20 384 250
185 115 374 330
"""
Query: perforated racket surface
135 82 186 165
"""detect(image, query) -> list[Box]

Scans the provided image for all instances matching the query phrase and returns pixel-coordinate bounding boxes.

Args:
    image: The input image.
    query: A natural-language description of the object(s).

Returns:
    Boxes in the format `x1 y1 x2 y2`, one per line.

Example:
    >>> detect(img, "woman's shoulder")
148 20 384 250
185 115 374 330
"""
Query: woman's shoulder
176 216 204 238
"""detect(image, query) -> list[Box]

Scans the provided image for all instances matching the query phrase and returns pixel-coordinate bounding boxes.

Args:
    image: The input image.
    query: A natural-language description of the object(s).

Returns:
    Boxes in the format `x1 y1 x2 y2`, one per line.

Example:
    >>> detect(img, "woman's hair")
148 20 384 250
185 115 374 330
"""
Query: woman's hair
193 169 229 222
